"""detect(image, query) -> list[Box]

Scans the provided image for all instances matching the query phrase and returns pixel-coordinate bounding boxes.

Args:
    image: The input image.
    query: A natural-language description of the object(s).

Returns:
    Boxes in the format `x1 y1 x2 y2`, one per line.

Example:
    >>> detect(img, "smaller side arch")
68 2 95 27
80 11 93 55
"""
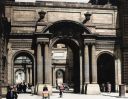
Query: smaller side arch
96 51 115 62
11 50 35 85
55 69 65 86
97 51 115 92
12 50 35 62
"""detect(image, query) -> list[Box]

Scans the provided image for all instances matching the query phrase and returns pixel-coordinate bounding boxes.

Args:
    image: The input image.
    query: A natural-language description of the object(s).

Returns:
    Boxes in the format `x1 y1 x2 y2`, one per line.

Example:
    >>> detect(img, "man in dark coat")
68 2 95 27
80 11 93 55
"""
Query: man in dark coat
6 88 18 99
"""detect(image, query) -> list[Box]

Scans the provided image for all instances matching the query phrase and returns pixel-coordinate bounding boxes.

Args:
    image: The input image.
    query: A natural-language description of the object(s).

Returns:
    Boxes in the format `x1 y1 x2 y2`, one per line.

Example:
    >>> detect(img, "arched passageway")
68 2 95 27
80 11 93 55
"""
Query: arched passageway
37 20 99 93
97 53 115 92
51 39 80 93
13 52 34 85
43 20 89 93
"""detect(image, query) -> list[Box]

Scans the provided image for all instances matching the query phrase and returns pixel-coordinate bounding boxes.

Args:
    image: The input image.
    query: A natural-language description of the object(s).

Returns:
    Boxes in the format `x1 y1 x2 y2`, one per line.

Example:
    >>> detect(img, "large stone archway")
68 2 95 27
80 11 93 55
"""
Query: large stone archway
35 20 100 94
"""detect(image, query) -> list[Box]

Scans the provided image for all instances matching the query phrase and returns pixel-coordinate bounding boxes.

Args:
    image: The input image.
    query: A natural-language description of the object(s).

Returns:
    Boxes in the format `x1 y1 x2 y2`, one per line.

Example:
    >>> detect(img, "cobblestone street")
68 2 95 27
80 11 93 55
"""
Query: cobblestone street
2 92 128 99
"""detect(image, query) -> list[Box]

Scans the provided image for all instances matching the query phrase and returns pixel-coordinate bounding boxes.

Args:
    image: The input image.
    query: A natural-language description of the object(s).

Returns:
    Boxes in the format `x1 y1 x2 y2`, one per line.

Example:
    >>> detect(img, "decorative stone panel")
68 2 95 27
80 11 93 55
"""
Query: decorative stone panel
13 10 36 22
9 39 32 48
11 27 35 33
96 40 115 50
47 11 81 22
92 13 113 25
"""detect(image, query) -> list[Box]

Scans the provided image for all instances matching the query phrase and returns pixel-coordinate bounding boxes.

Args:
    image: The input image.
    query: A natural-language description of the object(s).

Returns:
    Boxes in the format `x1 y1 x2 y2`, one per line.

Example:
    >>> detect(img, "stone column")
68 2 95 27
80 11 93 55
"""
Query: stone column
84 44 90 84
84 40 100 94
44 43 51 84
91 44 97 83
7 43 13 84
52 67 56 86
79 50 83 93
37 43 43 84
30 68 32 84
26 67 29 83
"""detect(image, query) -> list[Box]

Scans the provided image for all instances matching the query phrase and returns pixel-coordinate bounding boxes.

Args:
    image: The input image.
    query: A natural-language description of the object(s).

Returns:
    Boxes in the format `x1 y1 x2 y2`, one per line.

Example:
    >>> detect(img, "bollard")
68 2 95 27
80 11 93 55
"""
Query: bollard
119 84 125 97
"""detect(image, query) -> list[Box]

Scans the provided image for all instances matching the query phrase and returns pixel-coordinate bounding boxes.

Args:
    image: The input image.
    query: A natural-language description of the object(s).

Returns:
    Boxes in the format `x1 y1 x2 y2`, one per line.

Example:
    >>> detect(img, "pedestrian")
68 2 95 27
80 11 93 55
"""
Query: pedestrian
13 87 18 99
31 86 35 95
107 82 111 93
43 85 48 91
101 83 105 92
59 84 64 98
23 82 27 93
42 85 49 99
19 82 23 93
6 87 18 99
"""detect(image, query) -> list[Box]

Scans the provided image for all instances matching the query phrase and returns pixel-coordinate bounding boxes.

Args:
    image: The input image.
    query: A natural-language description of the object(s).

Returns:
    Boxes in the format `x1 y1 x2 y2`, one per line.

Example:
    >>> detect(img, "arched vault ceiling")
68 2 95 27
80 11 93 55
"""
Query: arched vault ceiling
42 20 91 39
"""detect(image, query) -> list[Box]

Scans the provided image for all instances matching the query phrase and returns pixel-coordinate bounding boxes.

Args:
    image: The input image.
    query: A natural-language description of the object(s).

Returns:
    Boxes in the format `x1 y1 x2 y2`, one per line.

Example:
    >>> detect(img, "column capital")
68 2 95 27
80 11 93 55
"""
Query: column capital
37 38 49 43
84 39 96 45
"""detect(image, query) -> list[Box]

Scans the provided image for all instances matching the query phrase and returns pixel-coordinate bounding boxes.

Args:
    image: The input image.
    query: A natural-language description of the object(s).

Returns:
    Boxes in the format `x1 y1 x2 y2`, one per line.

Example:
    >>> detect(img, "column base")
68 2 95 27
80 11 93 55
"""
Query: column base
85 84 101 94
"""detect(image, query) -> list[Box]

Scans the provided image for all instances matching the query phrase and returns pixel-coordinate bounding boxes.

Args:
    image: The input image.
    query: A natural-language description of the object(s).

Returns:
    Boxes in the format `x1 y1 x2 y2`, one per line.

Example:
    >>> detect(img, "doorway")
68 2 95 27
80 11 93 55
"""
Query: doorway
97 53 115 92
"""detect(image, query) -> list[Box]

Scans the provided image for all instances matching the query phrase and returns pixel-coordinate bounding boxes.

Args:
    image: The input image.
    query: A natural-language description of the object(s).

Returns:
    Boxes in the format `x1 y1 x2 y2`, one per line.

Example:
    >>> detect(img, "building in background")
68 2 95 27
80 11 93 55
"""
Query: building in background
2 0 123 94
0 0 9 86
118 0 128 86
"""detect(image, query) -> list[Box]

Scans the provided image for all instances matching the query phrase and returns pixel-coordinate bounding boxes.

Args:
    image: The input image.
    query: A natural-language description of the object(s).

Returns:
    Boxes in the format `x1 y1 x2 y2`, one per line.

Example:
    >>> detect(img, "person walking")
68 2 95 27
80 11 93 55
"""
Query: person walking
31 86 35 95
101 83 105 92
59 84 64 98
42 85 49 99
6 87 18 99
107 82 111 93
23 82 27 93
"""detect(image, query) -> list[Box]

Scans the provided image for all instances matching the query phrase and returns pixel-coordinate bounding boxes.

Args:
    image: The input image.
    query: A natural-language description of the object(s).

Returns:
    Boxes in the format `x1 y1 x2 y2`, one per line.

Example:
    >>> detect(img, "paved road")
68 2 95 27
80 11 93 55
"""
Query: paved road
2 92 128 99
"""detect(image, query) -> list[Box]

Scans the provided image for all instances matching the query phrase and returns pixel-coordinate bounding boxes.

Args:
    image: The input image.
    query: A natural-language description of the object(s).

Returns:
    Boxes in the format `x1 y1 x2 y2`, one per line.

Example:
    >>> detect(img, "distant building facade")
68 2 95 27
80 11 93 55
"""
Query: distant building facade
4 0 120 94
118 0 128 86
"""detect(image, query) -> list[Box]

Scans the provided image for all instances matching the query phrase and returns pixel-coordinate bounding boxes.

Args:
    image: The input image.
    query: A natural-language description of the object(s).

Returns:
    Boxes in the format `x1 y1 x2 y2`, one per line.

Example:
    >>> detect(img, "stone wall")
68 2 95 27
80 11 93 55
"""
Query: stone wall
5 1 118 85
5 2 117 35
119 0 128 85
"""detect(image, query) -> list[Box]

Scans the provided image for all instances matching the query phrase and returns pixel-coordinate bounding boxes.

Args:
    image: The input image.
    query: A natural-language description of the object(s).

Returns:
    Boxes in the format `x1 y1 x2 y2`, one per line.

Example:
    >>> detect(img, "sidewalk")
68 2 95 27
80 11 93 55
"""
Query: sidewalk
2 87 128 99
2 92 128 99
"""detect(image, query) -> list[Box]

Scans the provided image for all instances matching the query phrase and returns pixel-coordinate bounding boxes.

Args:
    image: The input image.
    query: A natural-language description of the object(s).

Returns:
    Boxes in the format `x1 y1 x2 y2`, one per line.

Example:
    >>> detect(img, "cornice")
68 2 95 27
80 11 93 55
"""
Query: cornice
6 1 117 10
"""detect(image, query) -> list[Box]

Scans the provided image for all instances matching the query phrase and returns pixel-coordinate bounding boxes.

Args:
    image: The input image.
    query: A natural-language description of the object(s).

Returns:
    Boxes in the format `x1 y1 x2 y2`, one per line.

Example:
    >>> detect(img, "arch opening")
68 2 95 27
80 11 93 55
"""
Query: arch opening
43 20 91 39
13 52 34 85
97 53 115 92
51 38 80 93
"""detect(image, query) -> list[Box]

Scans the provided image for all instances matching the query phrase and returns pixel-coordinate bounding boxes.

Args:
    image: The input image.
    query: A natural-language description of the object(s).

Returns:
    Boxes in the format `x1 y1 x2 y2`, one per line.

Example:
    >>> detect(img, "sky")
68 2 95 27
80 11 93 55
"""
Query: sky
15 0 90 3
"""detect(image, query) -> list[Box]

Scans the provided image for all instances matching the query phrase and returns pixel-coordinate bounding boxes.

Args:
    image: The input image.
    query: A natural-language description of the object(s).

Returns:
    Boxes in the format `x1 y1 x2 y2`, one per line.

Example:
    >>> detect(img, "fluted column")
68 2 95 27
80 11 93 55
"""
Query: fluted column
84 44 90 84
79 50 83 93
37 43 43 84
53 67 56 86
26 67 29 83
44 43 51 84
30 68 32 84
91 44 97 83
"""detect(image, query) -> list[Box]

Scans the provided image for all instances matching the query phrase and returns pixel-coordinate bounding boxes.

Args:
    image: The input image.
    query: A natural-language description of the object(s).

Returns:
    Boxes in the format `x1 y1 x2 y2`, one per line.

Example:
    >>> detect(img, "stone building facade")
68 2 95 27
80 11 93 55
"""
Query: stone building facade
4 0 120 94
0 0 8 86
119 0 128 88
